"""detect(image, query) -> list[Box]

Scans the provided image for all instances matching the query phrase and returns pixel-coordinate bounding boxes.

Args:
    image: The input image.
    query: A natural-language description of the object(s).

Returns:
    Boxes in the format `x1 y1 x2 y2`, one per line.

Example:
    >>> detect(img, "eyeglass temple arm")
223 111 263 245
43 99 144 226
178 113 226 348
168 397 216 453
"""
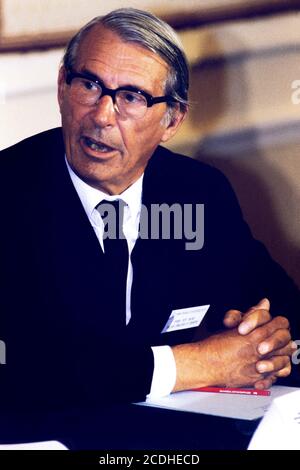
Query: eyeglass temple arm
149 95 176 106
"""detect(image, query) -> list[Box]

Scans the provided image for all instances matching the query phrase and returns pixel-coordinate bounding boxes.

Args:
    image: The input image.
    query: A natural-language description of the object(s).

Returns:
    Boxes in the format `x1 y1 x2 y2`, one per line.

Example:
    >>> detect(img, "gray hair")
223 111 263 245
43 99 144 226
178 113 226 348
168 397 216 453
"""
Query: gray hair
62 8 189 113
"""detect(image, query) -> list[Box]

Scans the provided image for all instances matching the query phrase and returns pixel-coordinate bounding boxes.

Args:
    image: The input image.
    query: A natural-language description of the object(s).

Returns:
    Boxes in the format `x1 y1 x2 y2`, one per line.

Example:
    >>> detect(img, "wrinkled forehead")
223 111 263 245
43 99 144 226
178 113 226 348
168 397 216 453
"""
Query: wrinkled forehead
76 25 168 68
73 24 170 90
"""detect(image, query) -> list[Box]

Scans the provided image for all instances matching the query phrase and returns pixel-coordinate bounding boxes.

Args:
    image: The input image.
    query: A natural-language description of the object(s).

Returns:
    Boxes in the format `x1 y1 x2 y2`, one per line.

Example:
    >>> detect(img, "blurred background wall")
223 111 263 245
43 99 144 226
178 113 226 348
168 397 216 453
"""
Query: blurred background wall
0 0 300 288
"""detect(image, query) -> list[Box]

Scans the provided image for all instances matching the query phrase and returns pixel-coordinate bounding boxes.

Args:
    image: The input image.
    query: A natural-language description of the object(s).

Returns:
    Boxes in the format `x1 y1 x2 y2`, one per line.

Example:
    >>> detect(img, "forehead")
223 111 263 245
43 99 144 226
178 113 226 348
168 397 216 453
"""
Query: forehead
74 25 170 92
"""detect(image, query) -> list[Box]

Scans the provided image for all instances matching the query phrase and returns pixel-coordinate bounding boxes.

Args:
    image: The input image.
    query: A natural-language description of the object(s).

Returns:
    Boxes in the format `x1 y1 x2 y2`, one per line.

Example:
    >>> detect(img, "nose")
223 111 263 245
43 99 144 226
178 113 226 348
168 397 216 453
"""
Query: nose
90 95 117 128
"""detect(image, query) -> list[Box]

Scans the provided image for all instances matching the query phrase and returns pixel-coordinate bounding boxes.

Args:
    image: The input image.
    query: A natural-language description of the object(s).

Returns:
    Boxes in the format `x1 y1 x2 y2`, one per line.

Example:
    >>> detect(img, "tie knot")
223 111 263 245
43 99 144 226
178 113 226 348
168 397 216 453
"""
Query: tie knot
96 199 126 240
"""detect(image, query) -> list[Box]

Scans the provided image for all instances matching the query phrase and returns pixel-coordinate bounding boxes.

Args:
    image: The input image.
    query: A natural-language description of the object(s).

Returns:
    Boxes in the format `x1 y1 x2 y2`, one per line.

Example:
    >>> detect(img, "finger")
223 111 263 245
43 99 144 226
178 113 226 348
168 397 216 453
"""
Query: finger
256 355 290 374
250 316 290 346
223 309 242 328
274 362 291 378
223 299 270 330
254 374 277 390
263 340 296 358
257 328 291 356
238 298 270 335
245 298 270 315
238 309 272 335
256 363 292 384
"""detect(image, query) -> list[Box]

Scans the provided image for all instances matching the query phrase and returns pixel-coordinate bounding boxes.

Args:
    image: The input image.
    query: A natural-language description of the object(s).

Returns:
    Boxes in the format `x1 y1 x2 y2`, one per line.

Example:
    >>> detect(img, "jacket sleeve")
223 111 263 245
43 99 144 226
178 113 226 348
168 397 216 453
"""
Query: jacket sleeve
203 167 300 340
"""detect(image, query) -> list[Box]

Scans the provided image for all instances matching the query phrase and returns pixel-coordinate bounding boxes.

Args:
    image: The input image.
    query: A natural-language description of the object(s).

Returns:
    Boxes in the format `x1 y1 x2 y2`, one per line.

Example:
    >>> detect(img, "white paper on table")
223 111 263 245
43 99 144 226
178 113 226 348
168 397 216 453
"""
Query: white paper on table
135 386 300 421
0 440 68 450
248 389 300 449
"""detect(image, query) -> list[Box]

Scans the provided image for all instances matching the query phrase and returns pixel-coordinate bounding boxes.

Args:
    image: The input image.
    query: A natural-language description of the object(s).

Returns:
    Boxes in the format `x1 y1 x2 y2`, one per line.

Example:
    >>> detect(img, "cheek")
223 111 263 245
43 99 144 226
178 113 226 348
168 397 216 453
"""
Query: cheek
119 115 165 152
61 102 73 129
117 121 140 154
61 100 85 135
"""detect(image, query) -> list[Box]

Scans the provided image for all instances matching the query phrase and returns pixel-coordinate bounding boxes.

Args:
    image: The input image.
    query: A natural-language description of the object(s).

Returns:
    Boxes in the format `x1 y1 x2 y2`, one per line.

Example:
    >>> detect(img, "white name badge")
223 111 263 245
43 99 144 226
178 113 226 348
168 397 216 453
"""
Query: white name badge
161 304 210 333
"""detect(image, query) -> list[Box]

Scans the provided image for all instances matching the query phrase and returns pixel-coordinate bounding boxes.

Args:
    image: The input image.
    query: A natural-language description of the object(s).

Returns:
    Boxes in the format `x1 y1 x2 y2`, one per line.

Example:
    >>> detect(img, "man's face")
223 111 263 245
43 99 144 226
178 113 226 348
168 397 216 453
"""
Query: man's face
58 25 185 194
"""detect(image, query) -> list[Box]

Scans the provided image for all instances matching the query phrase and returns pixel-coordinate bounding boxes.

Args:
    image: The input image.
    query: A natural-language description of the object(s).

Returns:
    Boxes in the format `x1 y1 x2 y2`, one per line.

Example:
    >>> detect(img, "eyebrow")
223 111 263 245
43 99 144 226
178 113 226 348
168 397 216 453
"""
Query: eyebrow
80 68 102 83
80 67 153 96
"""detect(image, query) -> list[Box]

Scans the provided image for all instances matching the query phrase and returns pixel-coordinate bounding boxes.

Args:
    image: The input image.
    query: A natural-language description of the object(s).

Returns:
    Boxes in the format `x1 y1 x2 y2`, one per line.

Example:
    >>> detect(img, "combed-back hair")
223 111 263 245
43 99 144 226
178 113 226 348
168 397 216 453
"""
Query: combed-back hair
62 8 189 113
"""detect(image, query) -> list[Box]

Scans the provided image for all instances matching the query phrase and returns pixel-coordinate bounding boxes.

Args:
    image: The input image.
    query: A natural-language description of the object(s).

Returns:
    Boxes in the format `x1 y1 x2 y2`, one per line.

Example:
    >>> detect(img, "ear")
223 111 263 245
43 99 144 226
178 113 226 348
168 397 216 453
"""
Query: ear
160 106 187 143
57 66 67 110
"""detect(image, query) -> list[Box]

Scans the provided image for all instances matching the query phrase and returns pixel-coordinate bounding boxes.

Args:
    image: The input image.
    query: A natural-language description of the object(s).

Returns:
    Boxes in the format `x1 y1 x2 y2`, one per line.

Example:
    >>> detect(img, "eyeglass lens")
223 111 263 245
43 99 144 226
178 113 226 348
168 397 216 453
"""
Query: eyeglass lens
70 77 148 118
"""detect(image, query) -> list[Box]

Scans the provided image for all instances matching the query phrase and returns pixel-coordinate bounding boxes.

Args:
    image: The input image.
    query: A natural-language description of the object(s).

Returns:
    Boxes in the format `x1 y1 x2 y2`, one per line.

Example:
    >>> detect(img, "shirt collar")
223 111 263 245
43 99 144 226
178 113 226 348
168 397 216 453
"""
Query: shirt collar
65 157 143 221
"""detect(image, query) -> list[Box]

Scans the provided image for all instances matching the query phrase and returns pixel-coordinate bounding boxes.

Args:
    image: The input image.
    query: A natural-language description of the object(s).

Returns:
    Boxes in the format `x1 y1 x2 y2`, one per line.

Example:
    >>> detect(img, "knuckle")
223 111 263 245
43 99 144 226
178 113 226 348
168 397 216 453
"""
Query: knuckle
274 329 291 347
263 329 291 352
275 316 290 329
276 358 291 374
277 355 290 367
260 309 272 321
251 327 265 344
223 310 241 327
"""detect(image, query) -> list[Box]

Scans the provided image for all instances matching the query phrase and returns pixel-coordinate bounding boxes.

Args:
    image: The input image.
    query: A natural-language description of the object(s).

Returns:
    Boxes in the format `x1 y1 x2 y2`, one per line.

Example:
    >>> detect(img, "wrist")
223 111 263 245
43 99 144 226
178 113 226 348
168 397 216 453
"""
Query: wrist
172 339 223 392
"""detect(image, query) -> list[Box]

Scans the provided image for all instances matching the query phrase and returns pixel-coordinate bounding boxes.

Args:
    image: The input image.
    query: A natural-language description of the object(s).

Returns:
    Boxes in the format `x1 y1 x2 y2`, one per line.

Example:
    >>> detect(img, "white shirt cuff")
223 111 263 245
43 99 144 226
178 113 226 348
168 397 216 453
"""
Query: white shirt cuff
147 346 176 399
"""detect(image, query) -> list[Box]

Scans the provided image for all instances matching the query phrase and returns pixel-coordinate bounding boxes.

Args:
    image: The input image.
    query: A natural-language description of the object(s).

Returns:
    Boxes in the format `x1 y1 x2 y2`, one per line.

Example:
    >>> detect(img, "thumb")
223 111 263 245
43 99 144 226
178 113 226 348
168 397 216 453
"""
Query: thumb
238 298 271 335
223 309 242 328
258 298 270 310
246 298 270 314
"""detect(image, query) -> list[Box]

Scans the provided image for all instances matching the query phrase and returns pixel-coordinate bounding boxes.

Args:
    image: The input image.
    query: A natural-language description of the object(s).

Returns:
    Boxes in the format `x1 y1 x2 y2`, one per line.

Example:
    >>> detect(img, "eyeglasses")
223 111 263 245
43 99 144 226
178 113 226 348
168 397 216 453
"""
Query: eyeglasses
65 69 177 119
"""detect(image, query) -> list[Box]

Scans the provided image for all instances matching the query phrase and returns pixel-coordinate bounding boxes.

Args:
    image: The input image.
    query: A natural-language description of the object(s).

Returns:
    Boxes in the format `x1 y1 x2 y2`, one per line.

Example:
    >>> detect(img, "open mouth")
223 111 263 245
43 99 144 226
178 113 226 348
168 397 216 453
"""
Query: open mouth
81 136 117 154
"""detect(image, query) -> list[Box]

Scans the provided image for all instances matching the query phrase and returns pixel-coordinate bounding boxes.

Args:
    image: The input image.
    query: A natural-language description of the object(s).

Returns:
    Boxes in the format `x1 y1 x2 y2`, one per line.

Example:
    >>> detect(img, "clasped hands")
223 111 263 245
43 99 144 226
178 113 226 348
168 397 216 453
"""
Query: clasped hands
172 298 296 392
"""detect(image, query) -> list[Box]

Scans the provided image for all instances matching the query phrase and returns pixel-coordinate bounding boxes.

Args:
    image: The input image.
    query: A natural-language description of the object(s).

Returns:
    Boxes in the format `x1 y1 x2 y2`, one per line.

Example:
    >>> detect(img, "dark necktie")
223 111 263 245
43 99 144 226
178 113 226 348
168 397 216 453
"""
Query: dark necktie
96 199 129 320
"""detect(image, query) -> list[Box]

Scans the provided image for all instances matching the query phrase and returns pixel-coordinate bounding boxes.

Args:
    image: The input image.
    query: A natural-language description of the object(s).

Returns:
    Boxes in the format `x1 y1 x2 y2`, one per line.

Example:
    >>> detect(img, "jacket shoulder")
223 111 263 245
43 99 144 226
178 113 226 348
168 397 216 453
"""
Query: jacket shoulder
152 145 233 197
0 128 64 169
0 128 64 195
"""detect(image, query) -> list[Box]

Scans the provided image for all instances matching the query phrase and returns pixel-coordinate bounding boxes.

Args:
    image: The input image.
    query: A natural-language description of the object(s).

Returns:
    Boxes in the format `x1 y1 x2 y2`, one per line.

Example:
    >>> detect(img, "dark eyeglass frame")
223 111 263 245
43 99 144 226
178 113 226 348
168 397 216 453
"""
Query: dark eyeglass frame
65 69 177 108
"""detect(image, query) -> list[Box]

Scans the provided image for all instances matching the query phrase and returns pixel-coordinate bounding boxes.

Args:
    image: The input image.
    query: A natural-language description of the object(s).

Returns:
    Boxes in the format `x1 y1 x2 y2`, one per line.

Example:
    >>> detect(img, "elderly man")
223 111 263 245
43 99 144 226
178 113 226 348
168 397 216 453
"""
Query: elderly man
0 8 298 416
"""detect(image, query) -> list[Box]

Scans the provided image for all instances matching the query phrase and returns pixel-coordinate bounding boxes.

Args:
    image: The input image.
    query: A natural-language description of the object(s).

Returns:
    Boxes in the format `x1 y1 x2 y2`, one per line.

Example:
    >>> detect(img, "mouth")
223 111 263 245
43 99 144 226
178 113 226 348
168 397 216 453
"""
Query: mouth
80 136 119 156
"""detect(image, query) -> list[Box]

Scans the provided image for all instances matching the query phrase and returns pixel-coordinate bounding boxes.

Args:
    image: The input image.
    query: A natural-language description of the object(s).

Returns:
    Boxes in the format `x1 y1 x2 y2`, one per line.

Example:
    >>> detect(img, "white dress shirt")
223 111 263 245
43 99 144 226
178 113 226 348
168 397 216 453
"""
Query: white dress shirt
66 159 176 398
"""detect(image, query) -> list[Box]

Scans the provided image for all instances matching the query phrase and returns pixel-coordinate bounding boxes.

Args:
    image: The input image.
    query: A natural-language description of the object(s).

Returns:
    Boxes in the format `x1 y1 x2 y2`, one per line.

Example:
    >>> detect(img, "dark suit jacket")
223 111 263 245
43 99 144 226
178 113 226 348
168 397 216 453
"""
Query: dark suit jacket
0 127 299 411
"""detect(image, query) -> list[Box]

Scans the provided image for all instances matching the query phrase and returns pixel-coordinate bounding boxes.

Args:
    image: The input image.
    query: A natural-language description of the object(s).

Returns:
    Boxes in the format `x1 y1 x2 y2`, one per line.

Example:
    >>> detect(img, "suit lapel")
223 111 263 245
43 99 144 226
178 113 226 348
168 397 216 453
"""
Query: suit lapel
34 129 125 332
129 147 178 342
